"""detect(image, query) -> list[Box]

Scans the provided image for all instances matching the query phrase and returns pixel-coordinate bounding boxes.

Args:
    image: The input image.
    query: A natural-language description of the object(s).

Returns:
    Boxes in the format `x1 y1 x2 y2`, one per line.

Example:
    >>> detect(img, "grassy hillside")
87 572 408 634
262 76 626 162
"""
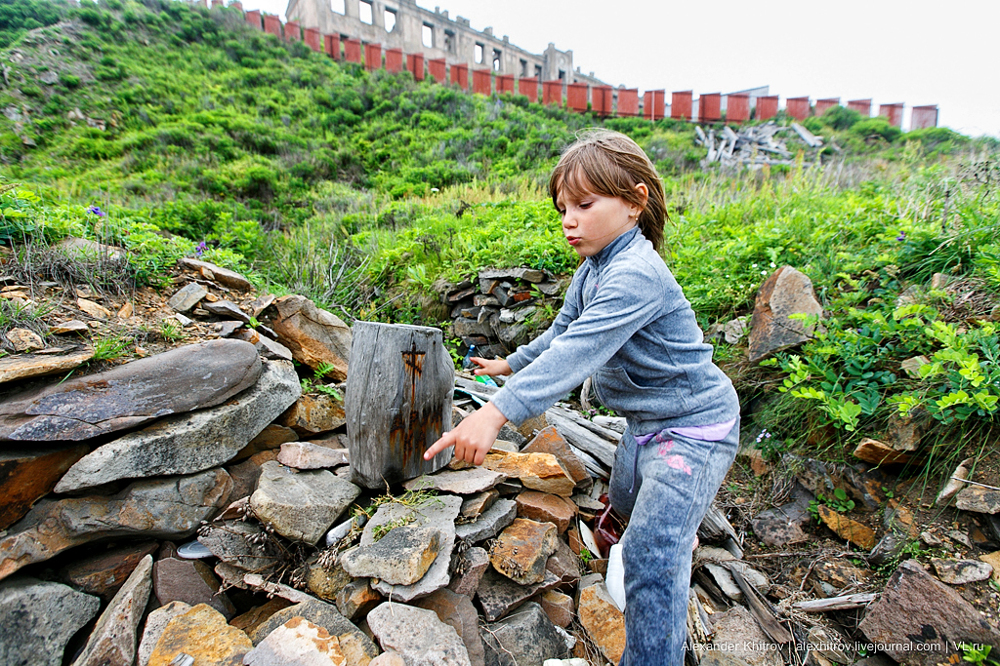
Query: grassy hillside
2 0 1000 475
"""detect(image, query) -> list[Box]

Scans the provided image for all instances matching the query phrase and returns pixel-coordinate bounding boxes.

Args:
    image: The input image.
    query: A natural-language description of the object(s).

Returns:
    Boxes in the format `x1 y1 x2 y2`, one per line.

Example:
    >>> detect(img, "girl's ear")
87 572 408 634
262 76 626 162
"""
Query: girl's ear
634 182 649 207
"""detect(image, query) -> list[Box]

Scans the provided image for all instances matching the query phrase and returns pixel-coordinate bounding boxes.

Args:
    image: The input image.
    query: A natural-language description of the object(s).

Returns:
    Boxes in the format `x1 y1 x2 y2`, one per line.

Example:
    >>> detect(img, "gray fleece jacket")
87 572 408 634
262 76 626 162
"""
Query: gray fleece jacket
490 226 739 436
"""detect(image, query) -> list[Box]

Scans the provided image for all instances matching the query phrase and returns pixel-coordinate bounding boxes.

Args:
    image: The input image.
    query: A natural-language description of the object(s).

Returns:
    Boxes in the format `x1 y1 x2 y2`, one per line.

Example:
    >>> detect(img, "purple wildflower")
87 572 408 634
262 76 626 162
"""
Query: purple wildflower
195 241 207 257
896 231 906 241
87 205 106 218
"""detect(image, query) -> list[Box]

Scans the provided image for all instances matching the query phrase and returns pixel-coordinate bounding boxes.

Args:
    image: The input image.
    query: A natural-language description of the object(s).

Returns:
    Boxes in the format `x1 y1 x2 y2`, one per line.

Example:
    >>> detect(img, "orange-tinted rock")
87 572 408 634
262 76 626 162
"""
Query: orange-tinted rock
336 579 383 621
0 445 88 529
853 438 913 465
540 589 575 627
148 603 252 666
578 583 626 665
270 295 351 379
0 347 94 386
482 451 575 497
748 266 823 363
279 393 346 436
244 617 347 666
61 541 159 599
490 518 558 585
230 598 292 635
521 426 589 487
816 505 876 550
515 491 576 533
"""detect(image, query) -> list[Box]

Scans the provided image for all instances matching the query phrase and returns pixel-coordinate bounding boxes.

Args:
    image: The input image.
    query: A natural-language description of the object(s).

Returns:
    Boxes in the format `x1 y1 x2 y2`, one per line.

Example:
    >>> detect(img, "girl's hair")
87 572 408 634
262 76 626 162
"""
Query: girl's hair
549 129 668 251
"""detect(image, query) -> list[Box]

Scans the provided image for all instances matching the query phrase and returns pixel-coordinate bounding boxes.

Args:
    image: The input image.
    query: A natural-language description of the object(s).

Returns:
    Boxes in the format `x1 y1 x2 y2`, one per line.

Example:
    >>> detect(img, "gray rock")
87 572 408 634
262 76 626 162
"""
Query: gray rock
247 598 379 666
137 601 191 666
55 360 300 491
414 588 486 666
748 266 823 363
368 602 472 666
956 486 1000 514
751 488 813 547
456 498 517 544
480 602 570 666
859 560 1000 666
179 257 253 291
341 524 442 585
70 554 153 666
0 339 261 442
404 467 508 495
277 442 349 470
0 469 232 581
168 282 208 311
202 299 250 322
0 577 100 666
250 461 361 544
710 605 783 666
448 546 490 597
477 567 562 622
365 495 463 602
244 618 348 665
198 520 278 573
931 558 994 584
56 237 126 262
152 556 235 618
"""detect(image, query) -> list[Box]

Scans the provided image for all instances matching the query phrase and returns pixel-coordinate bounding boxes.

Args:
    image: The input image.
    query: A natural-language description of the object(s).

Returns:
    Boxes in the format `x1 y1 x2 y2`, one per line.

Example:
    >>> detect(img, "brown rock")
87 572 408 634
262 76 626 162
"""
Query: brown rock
148 603 252 666
447 546 489 597
490 518 558 585
885 408 932 452
153 556 235 618
5 327 43 352
459 489 499 522
955 486 1000 514
179 258 253 291
233 424 299 462
77 297 112 319
521 426 590 488
545 538 582 585
138 601 192 666
859 560 1000 666
853 438 913 465
748 266 823 363
0 347 94 386
230 598 292 634
578 583 626 665
226 450 278 499
62 541 159 599
245 598 379 665
0 339 261 442
414 588 486 666
806 558 871 597
515 491 576 533
515 413 548 440
482 451 575 497
335 578 382 620
270 295 352 379
278 442 350 470
980 551 1000 583
540 589 574 627
816 505 876 550
49 320 90 335
71 554 153 666
305 558 353 603
244 617 347 666
0 445 88 529
279 393 347 436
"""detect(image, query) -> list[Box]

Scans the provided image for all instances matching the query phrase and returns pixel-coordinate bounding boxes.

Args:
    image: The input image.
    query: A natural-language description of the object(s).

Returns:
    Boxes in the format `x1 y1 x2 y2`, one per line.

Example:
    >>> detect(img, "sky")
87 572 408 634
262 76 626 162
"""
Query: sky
242 0 999 137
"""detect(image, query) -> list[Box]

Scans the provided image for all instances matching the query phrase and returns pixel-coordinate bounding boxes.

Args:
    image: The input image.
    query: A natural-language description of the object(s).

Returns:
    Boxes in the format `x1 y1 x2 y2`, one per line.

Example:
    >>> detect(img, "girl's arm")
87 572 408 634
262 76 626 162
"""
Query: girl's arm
503 271 584 373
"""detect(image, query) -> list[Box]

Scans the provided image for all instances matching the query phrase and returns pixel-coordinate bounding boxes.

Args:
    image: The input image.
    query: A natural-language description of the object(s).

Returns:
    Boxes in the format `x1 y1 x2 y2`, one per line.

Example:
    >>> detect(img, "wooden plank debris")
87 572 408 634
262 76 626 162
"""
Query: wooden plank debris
693 121 822 168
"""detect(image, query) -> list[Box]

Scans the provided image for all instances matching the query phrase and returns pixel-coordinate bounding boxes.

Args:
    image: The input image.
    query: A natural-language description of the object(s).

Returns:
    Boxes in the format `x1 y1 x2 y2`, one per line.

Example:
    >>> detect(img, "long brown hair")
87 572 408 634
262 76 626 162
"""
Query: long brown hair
548 129 667 251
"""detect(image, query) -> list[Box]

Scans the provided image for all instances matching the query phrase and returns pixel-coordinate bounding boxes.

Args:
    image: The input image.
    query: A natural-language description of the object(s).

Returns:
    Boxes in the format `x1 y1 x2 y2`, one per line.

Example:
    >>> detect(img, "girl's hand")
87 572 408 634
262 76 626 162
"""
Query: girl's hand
471 357 511 377
424 402 508 466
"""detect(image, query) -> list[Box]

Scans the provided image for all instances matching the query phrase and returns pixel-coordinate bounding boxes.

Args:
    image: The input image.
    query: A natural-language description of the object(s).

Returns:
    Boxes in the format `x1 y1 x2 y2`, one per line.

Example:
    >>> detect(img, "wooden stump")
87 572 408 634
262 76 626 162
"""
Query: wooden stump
346 322 454 489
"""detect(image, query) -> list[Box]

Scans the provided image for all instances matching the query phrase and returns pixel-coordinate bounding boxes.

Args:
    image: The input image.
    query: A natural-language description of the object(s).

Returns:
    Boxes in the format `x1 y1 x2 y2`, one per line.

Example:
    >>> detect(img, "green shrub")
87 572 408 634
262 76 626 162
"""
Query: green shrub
820 105 862 130
852 118 901 143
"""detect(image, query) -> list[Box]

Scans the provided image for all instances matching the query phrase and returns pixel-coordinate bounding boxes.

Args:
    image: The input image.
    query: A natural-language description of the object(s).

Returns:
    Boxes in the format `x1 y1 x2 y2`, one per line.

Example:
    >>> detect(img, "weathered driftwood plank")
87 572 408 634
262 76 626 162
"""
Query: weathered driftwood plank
544 408 617 469
346 322 453 489
794 593 877 612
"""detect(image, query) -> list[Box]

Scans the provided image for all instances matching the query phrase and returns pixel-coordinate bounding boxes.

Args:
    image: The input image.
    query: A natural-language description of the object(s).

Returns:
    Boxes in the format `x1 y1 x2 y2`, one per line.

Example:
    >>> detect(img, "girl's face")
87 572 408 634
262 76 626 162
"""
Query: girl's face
556 182 643 258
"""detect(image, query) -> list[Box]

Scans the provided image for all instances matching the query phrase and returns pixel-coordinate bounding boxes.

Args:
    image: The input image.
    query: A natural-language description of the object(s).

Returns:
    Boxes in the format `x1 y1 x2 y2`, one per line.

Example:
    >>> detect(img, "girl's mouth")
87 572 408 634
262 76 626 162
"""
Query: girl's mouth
566 237 581 246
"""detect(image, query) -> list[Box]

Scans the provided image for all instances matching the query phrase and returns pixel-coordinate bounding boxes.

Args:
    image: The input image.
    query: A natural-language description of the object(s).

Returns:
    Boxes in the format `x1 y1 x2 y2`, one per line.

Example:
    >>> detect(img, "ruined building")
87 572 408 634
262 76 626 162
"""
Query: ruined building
284 0 605 86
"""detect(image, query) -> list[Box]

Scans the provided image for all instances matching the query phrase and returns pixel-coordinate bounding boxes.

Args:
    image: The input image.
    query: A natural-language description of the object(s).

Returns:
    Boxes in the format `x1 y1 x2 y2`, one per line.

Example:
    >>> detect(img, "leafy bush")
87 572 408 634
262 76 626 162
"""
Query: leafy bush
851 118 901 143
820 105 862 131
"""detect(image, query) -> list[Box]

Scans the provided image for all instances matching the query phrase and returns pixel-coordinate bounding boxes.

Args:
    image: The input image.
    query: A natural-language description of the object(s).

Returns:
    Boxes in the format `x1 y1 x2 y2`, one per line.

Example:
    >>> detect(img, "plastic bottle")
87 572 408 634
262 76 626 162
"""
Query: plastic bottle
606 542 626 611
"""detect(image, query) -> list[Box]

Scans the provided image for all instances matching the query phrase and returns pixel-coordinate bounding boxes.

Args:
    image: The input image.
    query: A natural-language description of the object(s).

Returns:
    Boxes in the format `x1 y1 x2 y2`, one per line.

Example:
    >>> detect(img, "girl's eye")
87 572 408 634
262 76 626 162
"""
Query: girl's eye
579 202 592 209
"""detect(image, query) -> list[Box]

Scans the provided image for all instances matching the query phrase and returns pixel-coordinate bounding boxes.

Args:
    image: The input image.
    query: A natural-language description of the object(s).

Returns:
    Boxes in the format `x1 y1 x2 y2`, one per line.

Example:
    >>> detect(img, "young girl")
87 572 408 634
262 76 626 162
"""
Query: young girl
425 129 740 666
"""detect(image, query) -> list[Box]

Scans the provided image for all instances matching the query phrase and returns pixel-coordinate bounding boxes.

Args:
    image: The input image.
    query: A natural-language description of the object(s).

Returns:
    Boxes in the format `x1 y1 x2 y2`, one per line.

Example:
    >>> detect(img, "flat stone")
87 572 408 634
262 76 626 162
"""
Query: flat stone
215 320 244 337
55 360 299 491
235 327 294 361
153 556 235 618
704 562 745 601
0 347 94 386
478 267 546 284
167 282 208 312
364 495 463 602
0 339 261 442
930 558 994 585
806 626 854 664
853 438 913 465
179 258 253 291
270 295 352 379
58 237 126 262
578 583 625 665
367 602 472 666
279 393 346 436
521 426 590 488
340 524 442 585
981 551 1000 584
545 539 582 585
226 450 278 499
0 445 88 529
203 299 250 322
816 505 876 550
956 486 1000 514
404 467 507 494
6 327 45 352
885 408 932 452
476 567 561 622
0 469 232 581
304 558 352 603
71 554 153 666
250 461 360 544
710 605 783 666
459 489 499 522
147 603 252 666
448 546 490 597
77 297 112 319
0 577 100 666
138 601 191 666
235 424 298 462
62 541 159 599
806 559 871 597
480 601 570 666
335 578 382 620
751 487 813 547
515 491 576 533
49 319 90 335
540 590 575 628
748 266 823 363
244 617 347 666
278 442 350 470
370 653 406 666
230 598 291 636
247 598 379 666
414 588 486 666
483 451 575 496
490 518 558 585
456 498 517 544
859 560 1000 666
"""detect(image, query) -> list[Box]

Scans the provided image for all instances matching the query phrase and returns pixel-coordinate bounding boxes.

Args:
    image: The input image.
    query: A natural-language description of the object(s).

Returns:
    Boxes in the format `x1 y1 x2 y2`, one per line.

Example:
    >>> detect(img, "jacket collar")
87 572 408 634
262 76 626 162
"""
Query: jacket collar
589 226 641 270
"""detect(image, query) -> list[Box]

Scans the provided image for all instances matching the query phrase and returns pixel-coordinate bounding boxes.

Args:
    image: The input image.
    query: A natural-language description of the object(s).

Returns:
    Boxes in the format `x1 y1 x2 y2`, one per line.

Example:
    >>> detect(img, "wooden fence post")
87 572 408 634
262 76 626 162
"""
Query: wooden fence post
346 322 453 489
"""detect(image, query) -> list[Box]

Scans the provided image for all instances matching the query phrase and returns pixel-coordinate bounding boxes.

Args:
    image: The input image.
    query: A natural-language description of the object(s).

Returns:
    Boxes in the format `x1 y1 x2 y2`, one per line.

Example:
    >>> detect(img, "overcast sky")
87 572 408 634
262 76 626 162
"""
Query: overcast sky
244 0 998 137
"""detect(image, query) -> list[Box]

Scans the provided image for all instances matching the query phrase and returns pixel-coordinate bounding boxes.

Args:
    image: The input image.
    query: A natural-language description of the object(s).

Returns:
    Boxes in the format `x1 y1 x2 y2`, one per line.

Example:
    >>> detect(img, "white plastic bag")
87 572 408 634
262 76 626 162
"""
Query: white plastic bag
606 542 626 611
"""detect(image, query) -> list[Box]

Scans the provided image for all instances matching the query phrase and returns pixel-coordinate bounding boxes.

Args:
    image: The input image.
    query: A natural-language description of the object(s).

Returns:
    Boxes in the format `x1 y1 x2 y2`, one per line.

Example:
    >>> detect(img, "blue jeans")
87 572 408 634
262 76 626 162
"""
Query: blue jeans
608 418 740 666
